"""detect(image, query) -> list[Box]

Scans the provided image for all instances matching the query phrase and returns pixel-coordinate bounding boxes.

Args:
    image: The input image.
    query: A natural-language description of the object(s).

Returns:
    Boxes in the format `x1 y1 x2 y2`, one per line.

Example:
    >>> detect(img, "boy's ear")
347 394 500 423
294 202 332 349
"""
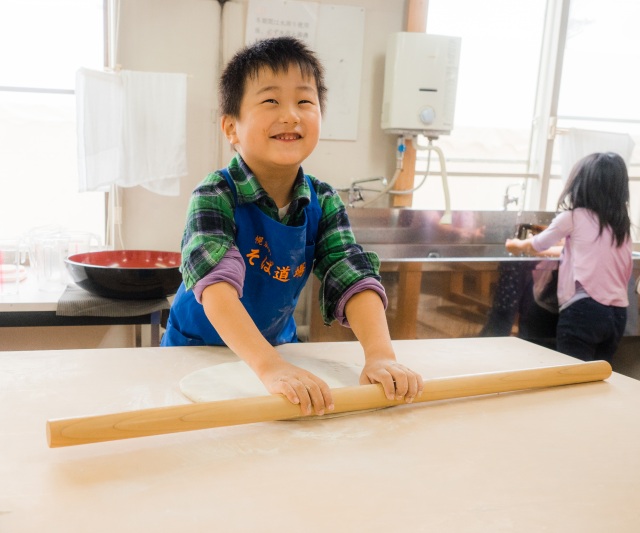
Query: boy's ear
221 115 239 145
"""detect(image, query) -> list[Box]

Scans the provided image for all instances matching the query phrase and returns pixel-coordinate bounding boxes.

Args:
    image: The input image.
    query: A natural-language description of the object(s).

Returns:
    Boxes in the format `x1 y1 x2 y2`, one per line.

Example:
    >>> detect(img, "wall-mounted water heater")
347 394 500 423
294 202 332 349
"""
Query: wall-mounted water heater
381 33 461 137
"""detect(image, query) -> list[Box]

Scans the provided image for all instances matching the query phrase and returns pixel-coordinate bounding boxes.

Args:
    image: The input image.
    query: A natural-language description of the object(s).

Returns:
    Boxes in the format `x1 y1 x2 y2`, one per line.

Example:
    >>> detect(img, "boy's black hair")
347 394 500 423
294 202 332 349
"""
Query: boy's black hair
219 36 327 117
557 152 631 247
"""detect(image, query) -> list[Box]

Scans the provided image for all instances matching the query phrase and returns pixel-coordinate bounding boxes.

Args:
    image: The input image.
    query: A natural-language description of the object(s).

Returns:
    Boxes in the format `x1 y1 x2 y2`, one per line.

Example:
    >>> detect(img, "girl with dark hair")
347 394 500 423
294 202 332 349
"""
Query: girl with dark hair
506 152 633 362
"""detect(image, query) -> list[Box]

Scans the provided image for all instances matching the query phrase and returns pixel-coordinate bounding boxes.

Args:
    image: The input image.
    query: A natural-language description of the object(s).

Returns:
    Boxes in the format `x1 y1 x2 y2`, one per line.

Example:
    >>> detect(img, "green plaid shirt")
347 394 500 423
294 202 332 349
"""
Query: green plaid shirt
181 154 381 324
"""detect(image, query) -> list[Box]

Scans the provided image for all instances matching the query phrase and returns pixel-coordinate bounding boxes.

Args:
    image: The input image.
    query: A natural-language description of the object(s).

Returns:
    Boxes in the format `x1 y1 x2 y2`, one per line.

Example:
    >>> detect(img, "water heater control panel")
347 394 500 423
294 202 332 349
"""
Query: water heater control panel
381 33 461 137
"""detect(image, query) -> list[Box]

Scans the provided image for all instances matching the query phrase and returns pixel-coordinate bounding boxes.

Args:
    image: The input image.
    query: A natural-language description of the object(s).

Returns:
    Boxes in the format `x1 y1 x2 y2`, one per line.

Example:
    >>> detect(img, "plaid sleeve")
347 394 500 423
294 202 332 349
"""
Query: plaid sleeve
310 177 381 324
180 172 237 290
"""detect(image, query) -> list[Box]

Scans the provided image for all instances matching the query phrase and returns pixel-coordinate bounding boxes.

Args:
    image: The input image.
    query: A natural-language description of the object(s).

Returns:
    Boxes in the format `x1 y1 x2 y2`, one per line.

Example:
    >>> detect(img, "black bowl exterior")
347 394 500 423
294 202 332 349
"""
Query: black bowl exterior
65 260 182 300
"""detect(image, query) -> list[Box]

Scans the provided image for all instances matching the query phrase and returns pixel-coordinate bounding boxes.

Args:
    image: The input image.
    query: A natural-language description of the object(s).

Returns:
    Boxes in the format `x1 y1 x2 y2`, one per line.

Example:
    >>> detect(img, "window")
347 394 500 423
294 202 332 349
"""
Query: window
0 0 106 241
411 0 546 211
413 0 639 224
552 0 640 226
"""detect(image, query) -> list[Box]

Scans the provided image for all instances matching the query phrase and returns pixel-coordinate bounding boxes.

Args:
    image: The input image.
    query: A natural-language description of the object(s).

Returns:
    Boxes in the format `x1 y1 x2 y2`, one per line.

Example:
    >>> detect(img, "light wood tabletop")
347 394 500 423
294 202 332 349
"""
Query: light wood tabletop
1 337 639 532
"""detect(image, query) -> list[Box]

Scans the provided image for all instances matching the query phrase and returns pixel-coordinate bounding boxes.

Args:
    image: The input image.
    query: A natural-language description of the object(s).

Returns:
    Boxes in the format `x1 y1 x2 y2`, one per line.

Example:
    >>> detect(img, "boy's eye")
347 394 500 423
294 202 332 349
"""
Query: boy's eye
299 100 314 105
262 98 278 104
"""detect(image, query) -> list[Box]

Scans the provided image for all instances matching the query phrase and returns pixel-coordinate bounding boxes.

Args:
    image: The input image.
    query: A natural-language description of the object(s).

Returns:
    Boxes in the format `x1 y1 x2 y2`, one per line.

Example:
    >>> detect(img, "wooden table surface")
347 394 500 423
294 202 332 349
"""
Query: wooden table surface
2 337 639 532
0 269 163 346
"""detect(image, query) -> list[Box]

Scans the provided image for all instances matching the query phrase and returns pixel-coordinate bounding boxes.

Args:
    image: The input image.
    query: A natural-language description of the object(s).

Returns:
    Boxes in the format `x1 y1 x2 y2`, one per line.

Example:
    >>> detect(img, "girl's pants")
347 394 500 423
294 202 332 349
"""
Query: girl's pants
556 297 627 363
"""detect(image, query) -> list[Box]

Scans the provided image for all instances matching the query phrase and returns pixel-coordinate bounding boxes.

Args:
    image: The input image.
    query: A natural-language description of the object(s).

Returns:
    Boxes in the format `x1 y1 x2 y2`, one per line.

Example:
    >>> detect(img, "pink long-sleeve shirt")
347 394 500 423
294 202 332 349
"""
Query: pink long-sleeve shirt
532 209 632 309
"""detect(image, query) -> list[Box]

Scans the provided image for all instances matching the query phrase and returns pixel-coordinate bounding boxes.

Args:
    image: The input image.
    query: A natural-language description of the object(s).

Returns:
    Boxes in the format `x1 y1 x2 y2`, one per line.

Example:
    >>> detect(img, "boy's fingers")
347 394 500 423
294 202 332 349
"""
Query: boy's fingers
392 373 409 400
299 377 333 416
288 380 313 415
363 364 424 403
285 378 325 416
404 370 423 402
378 373 397 401
276 381 301 406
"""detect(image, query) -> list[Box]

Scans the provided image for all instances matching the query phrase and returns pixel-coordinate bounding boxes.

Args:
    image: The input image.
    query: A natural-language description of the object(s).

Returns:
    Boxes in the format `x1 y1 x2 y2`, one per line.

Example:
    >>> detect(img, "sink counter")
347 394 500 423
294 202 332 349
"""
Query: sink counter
348 208 558 265
304 209 639 345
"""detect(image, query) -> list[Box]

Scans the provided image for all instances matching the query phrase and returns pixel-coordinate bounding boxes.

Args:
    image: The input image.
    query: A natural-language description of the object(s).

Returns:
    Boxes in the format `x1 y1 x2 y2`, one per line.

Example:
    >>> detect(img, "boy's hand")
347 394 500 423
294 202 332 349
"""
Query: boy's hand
202 284 333 416
259 360 334 417
343 289 423 404
361 359 423 403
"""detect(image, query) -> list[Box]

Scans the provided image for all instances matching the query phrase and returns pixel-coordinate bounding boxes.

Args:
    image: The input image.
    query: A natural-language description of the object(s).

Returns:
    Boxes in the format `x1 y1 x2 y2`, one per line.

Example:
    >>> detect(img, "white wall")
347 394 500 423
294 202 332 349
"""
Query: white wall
116 0 406 251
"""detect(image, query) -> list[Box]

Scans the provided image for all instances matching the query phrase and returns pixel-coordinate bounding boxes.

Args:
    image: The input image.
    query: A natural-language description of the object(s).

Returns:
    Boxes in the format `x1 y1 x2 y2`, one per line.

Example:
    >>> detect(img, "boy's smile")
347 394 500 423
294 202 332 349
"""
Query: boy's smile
222 65 322 184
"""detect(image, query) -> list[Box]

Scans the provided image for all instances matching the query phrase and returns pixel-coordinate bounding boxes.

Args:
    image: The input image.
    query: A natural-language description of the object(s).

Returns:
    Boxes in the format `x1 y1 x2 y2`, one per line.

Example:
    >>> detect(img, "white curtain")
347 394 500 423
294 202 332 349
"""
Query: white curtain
559 128 635 183
75 68 188 197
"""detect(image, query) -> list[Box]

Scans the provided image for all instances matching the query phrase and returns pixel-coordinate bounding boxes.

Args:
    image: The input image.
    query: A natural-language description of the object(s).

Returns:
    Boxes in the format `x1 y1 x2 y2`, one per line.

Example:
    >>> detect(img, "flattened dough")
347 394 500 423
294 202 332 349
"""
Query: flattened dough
179 354 383 420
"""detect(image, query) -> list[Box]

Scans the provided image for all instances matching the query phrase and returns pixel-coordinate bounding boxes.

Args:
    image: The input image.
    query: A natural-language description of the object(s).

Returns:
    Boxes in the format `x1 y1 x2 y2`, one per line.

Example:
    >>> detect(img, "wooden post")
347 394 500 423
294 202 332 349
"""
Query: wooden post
406 0 428 32
391 0 428 207
391 262 423 339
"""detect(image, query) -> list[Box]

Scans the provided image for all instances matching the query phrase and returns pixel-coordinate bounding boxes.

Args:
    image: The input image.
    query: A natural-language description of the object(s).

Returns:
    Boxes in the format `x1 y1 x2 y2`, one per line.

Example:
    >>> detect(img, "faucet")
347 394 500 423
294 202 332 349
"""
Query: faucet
340 177 388 207
503 183 520 211
347 186 365 207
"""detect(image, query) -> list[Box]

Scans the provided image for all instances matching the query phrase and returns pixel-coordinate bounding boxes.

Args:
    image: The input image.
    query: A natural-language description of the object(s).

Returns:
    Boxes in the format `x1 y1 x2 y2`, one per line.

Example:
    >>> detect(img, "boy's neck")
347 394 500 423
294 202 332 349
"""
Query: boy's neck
256 172 296 209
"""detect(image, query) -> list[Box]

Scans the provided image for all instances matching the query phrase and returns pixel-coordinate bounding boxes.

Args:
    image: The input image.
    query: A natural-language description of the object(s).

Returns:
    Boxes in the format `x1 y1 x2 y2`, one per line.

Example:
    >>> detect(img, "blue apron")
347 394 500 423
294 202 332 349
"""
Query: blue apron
162 168 320 347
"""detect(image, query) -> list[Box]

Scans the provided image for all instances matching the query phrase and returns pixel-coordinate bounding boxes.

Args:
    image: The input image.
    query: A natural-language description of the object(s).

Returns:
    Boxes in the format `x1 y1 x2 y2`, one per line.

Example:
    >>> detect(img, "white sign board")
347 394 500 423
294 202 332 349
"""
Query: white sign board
246 0 365 141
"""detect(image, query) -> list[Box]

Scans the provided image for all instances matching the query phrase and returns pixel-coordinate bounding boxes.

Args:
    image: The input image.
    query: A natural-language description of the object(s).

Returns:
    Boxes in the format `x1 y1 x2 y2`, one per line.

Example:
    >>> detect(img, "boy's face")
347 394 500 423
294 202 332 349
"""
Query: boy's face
221 65 321 180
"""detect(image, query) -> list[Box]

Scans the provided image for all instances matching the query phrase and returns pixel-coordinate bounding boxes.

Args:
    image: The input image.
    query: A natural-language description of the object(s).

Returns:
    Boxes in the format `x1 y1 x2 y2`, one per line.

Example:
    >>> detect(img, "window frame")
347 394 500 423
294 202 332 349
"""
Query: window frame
419 0 639 213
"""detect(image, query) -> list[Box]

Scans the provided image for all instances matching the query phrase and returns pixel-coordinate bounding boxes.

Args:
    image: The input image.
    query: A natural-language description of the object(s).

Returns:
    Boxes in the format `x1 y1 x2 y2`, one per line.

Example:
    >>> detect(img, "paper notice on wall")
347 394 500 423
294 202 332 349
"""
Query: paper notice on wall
245 0 364 141
245 0 318 45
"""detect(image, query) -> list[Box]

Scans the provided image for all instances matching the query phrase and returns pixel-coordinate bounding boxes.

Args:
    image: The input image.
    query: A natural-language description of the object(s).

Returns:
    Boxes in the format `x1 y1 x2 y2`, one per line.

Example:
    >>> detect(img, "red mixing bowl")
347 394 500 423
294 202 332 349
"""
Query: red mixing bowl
65 250 182 300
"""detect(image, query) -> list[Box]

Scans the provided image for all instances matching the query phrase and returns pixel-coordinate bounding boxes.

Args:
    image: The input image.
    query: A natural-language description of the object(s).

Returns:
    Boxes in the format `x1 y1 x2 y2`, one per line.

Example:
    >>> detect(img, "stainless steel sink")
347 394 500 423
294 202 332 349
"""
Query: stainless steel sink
347 208 557 263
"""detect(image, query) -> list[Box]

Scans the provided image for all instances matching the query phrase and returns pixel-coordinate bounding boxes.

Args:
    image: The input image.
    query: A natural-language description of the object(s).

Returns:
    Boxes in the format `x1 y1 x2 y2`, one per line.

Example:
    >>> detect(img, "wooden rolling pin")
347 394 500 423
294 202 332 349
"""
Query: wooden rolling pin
47 360 611 448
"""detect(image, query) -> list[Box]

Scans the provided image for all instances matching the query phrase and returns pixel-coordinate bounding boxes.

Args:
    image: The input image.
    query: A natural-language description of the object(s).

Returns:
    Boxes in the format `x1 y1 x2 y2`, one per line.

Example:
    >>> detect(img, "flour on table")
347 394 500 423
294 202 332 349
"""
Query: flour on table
179 354 383 420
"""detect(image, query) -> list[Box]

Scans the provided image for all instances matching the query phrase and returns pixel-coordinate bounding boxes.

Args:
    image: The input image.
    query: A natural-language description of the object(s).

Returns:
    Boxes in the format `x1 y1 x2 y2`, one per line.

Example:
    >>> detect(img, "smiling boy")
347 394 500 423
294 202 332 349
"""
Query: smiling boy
162 37 423 416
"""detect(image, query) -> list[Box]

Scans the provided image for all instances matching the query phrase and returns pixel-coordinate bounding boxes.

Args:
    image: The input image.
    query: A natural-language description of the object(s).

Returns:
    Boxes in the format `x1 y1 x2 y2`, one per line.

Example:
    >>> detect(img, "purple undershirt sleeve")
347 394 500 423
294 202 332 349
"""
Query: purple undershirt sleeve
334 278 388 327
192 249 386 326
192 248 245 304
